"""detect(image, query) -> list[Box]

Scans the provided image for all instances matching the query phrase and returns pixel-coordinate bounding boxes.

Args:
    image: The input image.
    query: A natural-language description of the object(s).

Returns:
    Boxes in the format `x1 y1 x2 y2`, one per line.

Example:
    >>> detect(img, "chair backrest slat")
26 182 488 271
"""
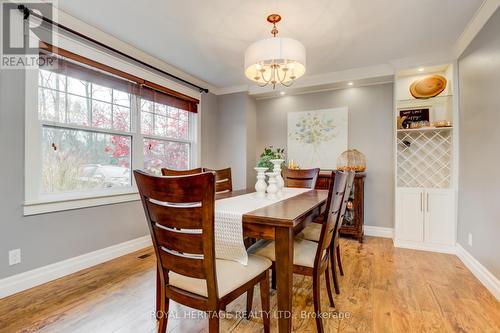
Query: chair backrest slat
282 168 320 189
153 224 204 255
161 167 202 176
146 200 204 229
203 167 233 193
134 170 217 298
317 171 348 257
159 248 206 279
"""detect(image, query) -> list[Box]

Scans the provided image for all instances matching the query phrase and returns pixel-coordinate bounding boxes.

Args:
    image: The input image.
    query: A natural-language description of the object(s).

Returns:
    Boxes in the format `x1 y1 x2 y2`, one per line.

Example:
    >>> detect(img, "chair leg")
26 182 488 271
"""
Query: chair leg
158 297 169 333
324 263 335 308
271 267 277 290
260 270 271 333
312 273 324 333
330 245 340 294
245 286 254 319
337 244 344 276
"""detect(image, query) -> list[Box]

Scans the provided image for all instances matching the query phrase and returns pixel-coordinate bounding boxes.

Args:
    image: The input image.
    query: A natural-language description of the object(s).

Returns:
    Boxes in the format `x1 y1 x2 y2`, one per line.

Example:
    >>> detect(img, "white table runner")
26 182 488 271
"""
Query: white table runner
215 187 311 265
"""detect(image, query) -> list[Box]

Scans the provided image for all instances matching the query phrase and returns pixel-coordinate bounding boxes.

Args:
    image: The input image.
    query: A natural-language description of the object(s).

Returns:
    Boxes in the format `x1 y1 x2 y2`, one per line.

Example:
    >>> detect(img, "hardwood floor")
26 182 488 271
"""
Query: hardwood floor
0 237 499 333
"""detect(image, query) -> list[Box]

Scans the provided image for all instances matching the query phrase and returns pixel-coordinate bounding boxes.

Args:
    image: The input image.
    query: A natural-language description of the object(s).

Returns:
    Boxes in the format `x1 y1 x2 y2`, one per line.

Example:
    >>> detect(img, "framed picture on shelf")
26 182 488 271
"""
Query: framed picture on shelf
399 108 429 128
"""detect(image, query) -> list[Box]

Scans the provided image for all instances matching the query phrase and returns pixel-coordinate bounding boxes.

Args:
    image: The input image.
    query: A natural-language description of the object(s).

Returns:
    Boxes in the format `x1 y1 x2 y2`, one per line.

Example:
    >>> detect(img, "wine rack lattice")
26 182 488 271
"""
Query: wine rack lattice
397 129 452 188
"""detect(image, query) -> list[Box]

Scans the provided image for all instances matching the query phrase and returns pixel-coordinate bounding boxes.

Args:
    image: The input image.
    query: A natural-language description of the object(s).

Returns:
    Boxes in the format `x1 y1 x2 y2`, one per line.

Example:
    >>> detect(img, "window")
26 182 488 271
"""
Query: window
141 99 191 174
25 42 200 214
38 69 133 194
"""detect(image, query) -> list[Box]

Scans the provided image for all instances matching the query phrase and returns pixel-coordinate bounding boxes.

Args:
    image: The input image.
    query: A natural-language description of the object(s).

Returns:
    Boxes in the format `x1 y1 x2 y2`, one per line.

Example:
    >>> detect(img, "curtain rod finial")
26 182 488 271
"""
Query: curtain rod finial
17 4 31 20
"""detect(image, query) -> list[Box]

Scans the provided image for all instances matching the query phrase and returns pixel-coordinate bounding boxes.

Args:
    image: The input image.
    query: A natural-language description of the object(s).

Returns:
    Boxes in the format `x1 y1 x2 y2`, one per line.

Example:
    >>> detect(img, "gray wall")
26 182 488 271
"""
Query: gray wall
255 83 394 228
200 92 219 168
458 8 500 278
0 68 217 279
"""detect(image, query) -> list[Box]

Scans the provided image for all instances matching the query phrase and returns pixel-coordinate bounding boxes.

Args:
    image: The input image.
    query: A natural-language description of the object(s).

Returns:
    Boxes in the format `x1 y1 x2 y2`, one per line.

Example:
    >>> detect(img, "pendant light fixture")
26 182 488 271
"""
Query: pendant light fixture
244 14 306 89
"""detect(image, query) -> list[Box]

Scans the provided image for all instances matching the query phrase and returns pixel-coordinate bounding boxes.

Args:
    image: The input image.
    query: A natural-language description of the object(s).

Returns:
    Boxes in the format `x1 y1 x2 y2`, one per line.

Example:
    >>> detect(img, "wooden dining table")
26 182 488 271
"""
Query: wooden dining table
157 188 328 333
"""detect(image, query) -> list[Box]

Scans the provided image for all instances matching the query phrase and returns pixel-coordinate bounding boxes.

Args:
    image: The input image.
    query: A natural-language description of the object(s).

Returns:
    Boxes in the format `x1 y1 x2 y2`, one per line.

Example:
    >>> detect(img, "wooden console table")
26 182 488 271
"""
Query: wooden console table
315 170 366 242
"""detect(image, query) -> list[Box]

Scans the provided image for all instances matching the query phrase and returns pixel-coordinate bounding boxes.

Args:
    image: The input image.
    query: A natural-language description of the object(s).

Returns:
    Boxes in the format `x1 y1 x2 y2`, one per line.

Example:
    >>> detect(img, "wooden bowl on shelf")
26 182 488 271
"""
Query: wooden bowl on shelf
409 75 447 99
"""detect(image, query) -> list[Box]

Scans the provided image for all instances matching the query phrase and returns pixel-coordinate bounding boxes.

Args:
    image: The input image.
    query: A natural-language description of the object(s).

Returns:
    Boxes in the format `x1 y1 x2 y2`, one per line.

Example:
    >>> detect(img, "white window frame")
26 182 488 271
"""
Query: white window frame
24 32 201 215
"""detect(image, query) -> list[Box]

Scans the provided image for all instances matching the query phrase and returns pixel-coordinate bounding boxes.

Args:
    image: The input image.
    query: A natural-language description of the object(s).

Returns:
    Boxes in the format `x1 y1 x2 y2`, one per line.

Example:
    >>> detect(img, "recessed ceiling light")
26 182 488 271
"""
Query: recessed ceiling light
347 82 354 86
418 67 424 72
280 91 286 95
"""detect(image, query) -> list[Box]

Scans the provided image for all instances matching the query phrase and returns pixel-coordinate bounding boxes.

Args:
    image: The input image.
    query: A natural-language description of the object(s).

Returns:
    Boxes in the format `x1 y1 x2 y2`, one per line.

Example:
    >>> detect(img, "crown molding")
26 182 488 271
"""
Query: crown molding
453 0 500 59
55 7 218 94
210 84 249 96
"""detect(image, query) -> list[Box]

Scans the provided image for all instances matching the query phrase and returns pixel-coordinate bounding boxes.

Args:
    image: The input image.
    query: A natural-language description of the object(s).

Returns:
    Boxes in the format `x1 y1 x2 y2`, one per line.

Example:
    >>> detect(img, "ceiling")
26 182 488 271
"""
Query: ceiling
57 0 484 89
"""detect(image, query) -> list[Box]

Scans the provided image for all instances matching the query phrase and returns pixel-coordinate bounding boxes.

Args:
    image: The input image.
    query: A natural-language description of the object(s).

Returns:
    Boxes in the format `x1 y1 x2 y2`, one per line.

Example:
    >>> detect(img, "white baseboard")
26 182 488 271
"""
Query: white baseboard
393 240 457 254
456 243 500 301
0 235 152 299
364 225 394 238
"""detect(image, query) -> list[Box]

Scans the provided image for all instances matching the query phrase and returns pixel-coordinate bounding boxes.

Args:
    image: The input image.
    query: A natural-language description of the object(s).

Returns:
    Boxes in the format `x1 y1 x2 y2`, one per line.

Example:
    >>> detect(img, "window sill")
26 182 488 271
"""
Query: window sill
23 191 140 216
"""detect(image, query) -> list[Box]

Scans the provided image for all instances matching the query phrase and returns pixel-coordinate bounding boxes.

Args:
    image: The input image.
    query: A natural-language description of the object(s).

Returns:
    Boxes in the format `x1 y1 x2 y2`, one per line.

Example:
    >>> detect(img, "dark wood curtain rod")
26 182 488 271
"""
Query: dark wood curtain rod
17 4 209 94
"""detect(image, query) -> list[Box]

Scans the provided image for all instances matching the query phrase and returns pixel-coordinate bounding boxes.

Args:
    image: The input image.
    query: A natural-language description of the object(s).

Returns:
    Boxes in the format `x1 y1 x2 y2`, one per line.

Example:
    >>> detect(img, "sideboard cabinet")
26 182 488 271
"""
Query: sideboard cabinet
315 170 366 242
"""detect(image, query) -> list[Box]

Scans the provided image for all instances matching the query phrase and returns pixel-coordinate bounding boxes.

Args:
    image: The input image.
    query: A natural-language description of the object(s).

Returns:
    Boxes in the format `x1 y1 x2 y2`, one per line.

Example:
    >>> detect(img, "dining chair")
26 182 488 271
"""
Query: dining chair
282 168 320 189
134 170 271 333
248 171 348 333
298 171 355 294
161 167 202 176
203 168 233 194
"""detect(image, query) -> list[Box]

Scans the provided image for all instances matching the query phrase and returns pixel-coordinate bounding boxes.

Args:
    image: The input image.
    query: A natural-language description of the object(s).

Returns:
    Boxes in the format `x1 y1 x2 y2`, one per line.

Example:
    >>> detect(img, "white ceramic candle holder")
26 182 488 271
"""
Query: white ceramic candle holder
270 159 285 193
254 167 268 198
265 171 278 199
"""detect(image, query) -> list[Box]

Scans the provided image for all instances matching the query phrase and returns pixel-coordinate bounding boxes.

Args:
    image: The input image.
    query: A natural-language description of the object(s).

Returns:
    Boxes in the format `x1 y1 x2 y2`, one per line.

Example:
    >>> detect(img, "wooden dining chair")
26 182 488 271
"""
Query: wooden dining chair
249 171 348 333
298 171 355 294
161 167 202 176
134 170 271 333
282 168 320 189
203 168 233 194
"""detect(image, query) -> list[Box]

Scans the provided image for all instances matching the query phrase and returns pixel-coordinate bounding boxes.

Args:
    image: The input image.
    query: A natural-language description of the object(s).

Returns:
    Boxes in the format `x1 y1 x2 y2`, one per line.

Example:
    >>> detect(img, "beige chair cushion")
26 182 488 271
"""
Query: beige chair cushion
168 254 271 297
296 223 322 242
248 238 321 268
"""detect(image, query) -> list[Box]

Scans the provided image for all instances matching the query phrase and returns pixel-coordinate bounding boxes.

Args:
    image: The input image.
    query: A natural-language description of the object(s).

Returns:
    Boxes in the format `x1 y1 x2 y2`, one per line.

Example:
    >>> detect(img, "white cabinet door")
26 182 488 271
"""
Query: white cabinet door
396 188 424 242
424 189 455 245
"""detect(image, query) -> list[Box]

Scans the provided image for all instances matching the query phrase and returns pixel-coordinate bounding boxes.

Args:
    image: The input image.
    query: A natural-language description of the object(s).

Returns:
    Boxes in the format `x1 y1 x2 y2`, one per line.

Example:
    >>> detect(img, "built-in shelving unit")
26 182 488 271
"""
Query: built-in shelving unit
393 64 458 253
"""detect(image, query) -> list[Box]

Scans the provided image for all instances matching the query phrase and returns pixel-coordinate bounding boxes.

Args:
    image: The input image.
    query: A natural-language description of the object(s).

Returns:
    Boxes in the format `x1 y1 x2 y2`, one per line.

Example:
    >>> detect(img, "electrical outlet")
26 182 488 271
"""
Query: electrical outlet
8 249 21 266
468 233 473 247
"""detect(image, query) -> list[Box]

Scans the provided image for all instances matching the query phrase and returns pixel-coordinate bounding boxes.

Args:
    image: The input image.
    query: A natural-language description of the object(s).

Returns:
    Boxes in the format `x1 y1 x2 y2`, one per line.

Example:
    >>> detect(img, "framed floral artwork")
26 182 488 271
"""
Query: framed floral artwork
287 107 348 169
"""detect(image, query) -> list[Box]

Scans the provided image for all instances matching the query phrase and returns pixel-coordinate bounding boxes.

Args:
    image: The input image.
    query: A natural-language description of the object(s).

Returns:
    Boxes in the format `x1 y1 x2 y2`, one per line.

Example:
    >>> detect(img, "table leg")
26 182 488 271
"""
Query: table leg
275 226 294 333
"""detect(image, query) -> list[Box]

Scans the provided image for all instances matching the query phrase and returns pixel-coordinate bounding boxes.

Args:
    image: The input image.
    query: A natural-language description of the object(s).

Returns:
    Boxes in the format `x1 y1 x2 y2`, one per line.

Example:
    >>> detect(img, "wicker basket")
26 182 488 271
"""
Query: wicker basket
337 149 366 172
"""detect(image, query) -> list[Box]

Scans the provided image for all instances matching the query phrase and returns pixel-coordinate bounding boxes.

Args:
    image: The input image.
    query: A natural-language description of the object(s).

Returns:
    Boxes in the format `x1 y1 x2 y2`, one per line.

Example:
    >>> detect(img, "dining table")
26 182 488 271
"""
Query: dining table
156 188 328 333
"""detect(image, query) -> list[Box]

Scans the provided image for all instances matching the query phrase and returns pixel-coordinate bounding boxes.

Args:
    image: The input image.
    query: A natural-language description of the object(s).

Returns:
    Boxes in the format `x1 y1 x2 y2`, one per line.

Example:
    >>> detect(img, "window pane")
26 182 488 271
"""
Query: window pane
39 87 65 122
92 83 112 102
67 77 90 97
113 105 131 132
92 100 112 129
167 106 178 119
42 126 131 193
67 94 89 126
39 69 65 91
141 99 154 113
113 90 131 107
154 114 168 137
179 109 189 122
178 120 189 140
141 111 153 135
143 138 189 175
156 103 167 116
